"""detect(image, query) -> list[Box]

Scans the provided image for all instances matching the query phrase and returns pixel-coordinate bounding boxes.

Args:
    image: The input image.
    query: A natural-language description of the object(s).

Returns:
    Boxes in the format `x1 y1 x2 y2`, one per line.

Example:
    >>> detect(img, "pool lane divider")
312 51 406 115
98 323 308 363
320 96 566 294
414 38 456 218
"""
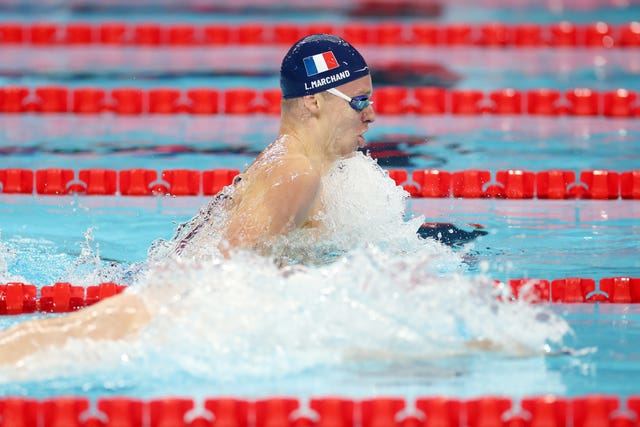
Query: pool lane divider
0 395 639 427
1 21 639 47
0 282 126 315
1 86 639 117
1 168 639 199
1 277 639 315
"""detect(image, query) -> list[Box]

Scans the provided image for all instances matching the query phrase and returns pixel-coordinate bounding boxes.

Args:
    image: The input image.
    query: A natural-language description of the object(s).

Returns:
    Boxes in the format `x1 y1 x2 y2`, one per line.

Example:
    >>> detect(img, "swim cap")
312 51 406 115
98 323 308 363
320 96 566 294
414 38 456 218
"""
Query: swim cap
280 34 370 99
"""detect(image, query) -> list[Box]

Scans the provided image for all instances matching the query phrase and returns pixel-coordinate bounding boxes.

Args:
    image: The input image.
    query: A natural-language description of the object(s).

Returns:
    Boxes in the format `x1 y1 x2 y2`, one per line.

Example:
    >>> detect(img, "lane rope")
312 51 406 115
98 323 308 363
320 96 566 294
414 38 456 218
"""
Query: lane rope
1 86 638 117
1 21 639 47
1 277 639 315
0 395 638 427
0 168 638 199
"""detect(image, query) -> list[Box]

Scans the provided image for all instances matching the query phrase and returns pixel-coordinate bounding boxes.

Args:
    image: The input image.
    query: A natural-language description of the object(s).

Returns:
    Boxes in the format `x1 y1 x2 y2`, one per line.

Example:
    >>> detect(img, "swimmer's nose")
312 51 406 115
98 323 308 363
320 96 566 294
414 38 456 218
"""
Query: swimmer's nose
362 104 375 123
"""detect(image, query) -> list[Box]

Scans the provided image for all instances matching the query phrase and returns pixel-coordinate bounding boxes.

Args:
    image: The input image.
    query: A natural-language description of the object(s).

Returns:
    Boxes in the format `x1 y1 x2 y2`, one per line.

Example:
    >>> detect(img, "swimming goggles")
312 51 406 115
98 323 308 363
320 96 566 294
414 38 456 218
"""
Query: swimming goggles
326 88 374 112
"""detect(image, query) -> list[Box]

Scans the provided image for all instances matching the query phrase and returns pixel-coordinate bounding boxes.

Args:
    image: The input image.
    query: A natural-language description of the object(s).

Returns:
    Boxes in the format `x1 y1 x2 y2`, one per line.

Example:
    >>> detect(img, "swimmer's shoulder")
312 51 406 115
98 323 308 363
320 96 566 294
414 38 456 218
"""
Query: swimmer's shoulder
281 153 321 185
255 154 321 202
254 151 319 182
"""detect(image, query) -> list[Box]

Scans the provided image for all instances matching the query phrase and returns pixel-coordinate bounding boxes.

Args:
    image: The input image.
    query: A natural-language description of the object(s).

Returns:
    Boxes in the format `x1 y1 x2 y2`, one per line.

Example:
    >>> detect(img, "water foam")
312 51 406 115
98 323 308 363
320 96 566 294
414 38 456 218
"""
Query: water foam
0 231 23 283
0 229 128 287
0 153 572 394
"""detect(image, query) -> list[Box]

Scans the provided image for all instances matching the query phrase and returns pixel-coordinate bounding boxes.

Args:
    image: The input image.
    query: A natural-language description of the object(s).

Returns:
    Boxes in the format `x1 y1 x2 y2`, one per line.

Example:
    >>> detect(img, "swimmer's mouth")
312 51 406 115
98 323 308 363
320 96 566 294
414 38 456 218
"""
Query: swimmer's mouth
358 128 370 146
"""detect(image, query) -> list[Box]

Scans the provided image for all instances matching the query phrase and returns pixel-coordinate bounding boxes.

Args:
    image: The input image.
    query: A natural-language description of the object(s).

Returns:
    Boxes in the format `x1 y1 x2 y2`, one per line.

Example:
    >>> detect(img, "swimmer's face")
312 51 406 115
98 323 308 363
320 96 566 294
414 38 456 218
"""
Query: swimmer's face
323 75 376 157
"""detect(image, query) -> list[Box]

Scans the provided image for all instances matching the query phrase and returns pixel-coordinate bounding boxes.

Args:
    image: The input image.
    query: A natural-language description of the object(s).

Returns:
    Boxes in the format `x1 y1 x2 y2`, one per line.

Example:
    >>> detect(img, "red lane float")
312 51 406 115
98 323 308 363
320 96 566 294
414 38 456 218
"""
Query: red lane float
35 86 69 113
39 282 86 313
551 278 596 303
73 88 107 113
0 396 638 427
2 168 640 199
79 169 118 195
0 282 37 314
1 277 638 315
0 399 39 426
572 396 620 427
309 398 354 427
202 169 241 195
205 399 250 427
408 169 635 199
0 168 33 193
498 277 640 303
0 282 126 315
2 21 640 47
451 170 491 198
599 277 640 303
521 396 568 427
42 398 90 427
465 398 512 427
1 86 639 117
361 398 405 427
415 397 461 427
161 169 201 196
413 87 446 114
621 170 640 199
150 399 195 427
119 169 159 196
536 170 577 199
36 169 75 195
411 170 451 198
505 279 552 303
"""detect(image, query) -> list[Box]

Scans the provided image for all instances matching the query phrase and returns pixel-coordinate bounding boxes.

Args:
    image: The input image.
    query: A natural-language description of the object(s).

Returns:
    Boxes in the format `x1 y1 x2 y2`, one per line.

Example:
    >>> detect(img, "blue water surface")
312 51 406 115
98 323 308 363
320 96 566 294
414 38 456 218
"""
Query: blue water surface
0 0 639 401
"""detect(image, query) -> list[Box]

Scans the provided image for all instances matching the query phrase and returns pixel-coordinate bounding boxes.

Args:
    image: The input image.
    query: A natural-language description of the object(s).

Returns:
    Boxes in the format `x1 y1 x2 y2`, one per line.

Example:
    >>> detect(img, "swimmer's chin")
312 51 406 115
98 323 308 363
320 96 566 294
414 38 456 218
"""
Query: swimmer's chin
344 148 366 159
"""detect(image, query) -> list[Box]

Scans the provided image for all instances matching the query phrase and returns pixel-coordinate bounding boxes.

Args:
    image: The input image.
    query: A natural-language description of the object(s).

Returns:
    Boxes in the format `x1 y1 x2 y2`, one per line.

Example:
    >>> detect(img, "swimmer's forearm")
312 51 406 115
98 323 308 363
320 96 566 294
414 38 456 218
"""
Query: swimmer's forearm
0 293 151 365
0 316 71 364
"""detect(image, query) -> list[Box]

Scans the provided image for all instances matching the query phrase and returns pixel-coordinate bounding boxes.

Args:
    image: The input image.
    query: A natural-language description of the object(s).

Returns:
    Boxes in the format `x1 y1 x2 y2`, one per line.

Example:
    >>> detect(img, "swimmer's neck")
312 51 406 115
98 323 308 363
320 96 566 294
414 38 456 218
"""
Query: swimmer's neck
277 127 341 173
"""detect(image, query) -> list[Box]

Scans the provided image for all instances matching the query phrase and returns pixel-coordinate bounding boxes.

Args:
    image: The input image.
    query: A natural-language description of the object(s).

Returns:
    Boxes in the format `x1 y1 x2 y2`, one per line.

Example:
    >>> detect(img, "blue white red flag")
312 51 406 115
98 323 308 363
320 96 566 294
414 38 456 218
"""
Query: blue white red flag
303 51 340 76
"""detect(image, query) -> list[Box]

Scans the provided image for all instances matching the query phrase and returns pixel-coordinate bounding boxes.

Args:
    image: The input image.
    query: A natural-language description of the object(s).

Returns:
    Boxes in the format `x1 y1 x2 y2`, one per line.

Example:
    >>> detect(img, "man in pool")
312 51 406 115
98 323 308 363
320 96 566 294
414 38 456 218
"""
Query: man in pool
0 34 376 364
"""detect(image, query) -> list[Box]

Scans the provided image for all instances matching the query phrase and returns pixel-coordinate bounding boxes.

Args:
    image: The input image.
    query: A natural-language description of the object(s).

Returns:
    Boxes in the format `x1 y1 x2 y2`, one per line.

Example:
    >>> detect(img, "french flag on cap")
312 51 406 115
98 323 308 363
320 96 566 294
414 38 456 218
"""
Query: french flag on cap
303 51 340 77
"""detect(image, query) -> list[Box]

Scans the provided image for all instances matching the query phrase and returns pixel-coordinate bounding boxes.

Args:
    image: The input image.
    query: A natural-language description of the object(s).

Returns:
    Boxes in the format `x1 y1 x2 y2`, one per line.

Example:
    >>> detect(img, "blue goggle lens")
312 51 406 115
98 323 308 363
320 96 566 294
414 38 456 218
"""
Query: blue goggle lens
349 95 372 112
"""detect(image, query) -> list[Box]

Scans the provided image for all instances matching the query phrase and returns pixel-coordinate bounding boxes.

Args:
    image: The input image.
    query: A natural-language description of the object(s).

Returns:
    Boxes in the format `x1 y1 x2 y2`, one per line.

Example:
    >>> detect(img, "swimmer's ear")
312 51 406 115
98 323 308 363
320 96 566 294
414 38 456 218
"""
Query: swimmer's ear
301 94 321 114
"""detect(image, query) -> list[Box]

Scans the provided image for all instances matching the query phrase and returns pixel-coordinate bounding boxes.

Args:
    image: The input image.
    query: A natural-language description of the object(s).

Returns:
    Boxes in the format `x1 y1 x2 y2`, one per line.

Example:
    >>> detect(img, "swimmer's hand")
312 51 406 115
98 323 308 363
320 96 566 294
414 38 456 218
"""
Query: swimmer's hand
417 223 488 246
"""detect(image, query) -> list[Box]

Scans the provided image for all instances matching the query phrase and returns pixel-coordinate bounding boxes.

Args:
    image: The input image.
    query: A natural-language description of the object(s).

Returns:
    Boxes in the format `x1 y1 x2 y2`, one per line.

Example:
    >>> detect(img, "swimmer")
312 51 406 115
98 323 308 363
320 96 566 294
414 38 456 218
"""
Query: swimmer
0 34 375 364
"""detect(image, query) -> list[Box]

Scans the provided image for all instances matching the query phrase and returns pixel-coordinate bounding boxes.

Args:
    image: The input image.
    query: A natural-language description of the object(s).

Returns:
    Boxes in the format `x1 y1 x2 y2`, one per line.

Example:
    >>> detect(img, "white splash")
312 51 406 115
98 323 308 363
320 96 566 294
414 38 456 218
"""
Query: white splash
62 229 127 287
0 229 127 287
0 231 22 283
0 153 572 393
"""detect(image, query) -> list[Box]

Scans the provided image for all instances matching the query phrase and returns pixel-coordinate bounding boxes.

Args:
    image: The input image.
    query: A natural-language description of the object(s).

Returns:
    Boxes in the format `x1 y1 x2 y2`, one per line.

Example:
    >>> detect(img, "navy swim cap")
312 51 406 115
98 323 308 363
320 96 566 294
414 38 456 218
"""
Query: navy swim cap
280 34 370 99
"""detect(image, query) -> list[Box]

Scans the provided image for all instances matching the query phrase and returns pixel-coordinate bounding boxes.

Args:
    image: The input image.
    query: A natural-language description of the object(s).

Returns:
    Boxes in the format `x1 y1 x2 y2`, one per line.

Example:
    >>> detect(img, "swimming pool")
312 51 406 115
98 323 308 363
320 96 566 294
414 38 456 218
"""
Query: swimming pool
1 0 639 424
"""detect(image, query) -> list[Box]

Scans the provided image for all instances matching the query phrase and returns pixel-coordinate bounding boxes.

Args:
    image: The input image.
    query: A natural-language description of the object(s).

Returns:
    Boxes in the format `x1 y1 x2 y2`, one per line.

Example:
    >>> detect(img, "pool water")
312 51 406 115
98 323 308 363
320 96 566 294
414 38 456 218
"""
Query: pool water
0 195 638 284
0 305 637 400
1 1 639 401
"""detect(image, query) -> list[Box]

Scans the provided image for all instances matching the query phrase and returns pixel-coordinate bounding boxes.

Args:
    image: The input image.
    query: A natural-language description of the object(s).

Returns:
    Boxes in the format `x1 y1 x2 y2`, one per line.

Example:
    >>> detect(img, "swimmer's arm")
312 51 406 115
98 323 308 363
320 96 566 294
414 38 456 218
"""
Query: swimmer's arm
222 156 321 250
0 293 151 365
